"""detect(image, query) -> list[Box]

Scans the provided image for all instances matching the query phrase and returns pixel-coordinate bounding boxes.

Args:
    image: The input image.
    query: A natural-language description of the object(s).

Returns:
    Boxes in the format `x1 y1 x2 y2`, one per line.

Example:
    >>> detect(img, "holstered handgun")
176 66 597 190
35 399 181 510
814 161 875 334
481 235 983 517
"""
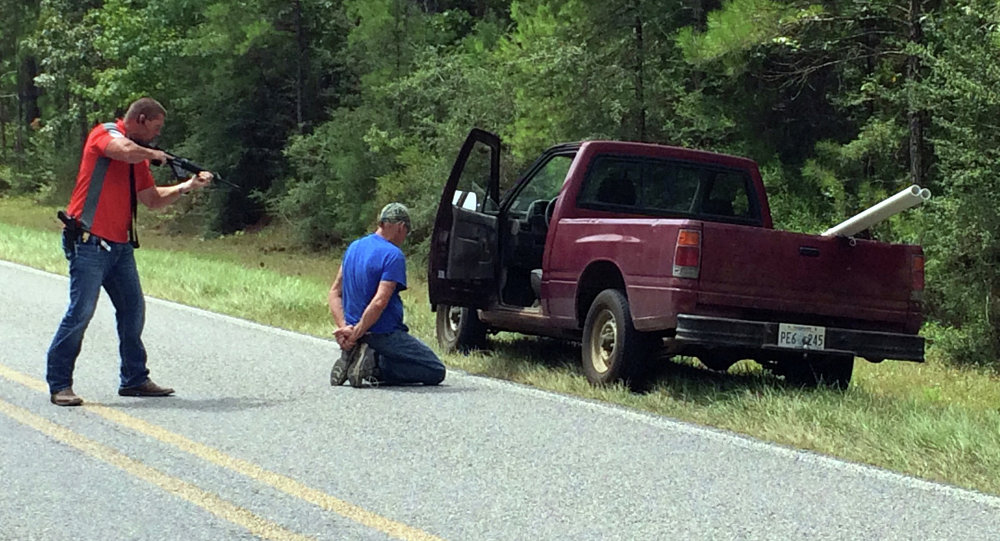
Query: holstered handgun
57 210 84 241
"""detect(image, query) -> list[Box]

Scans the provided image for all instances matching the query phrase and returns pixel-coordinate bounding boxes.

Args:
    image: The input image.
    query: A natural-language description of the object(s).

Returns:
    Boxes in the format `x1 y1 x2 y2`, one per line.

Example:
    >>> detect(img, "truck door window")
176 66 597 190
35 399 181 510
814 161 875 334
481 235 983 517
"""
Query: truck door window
456 141 495 212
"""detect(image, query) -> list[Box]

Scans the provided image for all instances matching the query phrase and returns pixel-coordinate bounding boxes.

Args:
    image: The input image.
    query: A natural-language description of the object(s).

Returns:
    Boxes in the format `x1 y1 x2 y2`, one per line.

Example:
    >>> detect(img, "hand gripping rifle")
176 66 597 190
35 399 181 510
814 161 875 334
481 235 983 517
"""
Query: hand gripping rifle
140 142 237 189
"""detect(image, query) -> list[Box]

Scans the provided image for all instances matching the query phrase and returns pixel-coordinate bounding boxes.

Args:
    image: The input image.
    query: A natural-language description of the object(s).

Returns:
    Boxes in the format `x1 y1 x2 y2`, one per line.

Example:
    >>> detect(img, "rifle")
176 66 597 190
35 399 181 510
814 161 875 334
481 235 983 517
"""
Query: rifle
140 142 237 189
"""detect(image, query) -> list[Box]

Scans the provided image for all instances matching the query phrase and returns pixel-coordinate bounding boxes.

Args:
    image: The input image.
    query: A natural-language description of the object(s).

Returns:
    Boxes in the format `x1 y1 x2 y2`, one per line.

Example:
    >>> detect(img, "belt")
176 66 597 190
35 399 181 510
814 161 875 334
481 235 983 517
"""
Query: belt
80 231 111 251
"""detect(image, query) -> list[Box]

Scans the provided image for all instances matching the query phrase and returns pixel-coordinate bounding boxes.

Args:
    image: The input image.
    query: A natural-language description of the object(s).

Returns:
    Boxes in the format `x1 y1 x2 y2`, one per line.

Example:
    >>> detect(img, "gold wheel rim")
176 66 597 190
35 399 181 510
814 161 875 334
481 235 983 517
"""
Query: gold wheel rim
590 309 617 374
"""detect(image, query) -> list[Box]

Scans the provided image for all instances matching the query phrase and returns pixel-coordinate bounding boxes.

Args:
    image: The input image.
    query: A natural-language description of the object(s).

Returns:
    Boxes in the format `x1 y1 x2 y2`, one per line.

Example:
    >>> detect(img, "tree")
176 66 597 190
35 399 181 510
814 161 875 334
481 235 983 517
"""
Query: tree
678 0 938 236
276 1 511 246
161 0 352 234
0 0 41 179
921 0 1000 366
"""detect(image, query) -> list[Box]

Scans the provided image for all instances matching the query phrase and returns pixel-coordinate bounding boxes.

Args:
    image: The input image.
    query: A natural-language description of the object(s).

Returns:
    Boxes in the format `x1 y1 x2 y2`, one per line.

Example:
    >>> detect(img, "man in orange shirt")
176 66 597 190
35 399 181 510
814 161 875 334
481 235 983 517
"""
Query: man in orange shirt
47 97 213 406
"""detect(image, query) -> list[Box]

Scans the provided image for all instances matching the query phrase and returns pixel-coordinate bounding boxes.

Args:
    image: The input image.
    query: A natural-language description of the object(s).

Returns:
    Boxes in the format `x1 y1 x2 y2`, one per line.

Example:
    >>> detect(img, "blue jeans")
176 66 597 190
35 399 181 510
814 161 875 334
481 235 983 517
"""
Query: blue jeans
365 329 446 385
46 230 149 393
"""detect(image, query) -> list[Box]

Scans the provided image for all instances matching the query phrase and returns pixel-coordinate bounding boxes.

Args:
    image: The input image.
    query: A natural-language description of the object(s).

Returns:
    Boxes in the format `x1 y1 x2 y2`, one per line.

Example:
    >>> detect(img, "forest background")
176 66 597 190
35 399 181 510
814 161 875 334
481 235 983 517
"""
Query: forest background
2 0 1000 368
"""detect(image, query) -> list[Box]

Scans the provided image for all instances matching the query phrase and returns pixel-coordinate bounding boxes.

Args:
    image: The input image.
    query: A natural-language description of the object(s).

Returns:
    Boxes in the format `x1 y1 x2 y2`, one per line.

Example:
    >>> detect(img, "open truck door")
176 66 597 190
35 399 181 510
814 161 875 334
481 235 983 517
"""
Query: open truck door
428 128 501 308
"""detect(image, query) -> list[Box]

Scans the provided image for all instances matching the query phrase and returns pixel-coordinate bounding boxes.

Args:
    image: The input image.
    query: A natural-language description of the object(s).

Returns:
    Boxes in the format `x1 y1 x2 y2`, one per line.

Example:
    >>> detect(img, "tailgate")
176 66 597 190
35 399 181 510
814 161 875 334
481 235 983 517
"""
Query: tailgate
697 222 921 331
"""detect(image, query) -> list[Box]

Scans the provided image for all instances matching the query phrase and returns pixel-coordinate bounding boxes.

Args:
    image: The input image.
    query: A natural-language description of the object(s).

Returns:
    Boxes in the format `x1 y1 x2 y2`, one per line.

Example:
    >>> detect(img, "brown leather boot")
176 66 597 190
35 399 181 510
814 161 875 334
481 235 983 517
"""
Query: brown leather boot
118 379 175 397
50 388 83 407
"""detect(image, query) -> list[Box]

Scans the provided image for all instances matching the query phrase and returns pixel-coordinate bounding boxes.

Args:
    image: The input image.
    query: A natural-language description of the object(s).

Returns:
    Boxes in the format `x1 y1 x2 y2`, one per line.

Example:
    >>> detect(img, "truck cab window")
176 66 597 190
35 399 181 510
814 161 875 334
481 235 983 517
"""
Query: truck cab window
580 156 758 222
642 162 700 213
578 158 641 210
703 171 753 219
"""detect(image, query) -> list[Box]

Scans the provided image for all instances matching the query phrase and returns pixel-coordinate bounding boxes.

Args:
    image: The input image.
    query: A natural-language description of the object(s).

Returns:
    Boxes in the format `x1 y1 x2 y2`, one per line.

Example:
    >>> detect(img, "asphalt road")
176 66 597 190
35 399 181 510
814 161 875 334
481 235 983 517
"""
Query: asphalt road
1 259 999 541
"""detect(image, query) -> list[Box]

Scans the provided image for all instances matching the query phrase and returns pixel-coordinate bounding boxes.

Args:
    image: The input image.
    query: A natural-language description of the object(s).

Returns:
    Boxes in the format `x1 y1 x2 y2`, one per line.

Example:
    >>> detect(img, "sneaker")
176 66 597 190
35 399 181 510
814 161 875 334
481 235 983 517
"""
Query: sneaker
118 379 175 397
330 348 353 386
348 343 378 388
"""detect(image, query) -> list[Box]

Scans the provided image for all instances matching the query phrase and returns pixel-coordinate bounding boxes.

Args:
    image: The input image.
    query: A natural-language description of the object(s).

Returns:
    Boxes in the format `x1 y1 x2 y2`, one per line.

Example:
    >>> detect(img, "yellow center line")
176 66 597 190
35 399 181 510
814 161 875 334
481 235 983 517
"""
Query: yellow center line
0 363 444 541
0 397 313 541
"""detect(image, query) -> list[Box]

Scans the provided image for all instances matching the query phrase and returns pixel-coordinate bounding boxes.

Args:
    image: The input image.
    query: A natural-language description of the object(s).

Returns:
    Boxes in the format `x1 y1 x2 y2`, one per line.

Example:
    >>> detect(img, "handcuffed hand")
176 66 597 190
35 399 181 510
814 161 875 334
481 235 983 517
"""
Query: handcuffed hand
333 324 356 350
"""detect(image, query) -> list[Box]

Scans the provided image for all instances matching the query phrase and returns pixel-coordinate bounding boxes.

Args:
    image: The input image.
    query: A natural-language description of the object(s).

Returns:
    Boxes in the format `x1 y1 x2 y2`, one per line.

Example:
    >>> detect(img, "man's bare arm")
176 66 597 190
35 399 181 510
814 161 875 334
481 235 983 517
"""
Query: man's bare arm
350 280 397 343
104 137 167 164
328 267 347 328
136 171 213 209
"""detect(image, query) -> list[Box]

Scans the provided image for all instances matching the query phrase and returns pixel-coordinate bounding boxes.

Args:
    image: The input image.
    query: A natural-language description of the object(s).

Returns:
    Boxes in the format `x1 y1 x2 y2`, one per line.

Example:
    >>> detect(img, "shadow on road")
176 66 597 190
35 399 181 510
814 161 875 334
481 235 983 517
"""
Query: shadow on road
329 383 475 394
98 396 286 412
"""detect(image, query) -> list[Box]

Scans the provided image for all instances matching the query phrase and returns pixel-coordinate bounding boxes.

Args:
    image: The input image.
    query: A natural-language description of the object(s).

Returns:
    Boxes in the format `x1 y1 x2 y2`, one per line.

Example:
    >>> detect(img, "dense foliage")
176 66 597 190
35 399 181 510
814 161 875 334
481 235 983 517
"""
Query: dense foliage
2 0 999 366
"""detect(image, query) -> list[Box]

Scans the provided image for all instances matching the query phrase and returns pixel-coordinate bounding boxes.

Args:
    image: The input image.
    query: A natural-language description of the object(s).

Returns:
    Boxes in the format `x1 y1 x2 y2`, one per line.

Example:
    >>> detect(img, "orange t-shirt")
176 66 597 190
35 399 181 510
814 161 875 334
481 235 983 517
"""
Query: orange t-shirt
65 120 155 243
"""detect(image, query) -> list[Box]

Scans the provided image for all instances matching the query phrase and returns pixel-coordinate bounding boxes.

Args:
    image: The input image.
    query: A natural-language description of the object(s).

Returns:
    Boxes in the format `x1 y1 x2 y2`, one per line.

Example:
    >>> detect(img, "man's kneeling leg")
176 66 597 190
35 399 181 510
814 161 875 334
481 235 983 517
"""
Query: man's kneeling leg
366 331 445 385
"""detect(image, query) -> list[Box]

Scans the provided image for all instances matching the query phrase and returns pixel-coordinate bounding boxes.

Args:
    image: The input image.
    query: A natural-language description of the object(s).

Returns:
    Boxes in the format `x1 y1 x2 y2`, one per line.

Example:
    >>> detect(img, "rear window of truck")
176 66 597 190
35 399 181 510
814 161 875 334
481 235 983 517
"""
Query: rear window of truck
576 155 762 224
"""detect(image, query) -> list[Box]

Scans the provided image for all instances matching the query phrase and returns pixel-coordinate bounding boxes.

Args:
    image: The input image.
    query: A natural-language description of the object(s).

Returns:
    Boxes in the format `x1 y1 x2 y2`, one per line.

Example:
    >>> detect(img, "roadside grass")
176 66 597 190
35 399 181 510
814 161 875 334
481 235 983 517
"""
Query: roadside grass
2 195 999 496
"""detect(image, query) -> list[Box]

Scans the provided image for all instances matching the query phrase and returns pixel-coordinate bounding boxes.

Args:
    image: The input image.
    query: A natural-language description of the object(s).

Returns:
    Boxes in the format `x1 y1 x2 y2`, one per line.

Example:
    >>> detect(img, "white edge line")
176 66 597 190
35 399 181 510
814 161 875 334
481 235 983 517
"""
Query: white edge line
2 259 335 347
468 372 1000 510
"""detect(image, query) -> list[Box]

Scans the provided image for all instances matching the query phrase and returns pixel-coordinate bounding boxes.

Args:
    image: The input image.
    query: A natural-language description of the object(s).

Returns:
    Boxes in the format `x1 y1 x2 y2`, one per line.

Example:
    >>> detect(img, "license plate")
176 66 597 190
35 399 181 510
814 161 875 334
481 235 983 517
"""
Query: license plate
777 323 826 350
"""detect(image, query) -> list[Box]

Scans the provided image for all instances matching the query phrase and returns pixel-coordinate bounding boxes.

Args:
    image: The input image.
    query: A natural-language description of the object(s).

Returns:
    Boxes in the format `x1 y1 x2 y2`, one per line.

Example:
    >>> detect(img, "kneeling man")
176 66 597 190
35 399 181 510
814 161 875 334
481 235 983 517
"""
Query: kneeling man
328 203 446 387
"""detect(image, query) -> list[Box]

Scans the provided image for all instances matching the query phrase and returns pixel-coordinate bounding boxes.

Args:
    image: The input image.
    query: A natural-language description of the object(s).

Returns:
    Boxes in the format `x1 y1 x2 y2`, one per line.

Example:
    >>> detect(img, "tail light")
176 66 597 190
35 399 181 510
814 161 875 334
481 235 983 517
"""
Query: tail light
911 254 925 300
673 229 701 279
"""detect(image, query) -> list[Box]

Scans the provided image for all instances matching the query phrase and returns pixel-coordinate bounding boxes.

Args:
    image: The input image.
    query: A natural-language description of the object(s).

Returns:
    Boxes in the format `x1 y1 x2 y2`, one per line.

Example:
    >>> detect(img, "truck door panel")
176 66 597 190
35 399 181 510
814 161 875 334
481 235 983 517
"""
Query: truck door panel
446 205 497 281
428 129 500 308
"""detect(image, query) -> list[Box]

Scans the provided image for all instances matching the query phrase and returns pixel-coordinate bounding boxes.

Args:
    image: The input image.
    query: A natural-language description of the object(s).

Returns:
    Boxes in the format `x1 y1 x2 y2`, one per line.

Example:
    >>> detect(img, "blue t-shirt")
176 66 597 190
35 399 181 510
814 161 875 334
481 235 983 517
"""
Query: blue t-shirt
342 233 407 334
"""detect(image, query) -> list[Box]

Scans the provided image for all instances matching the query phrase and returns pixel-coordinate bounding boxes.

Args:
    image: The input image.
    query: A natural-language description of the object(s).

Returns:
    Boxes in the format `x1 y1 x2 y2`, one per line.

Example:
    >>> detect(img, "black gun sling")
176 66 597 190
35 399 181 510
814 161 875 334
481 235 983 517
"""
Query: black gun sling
72 122 140 248
128 163 139 248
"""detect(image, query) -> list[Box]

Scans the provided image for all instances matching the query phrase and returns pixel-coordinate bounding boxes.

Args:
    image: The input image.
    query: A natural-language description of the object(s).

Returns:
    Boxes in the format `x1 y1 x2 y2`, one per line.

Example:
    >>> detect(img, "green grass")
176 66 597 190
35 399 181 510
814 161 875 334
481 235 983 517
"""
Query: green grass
3 195 999 496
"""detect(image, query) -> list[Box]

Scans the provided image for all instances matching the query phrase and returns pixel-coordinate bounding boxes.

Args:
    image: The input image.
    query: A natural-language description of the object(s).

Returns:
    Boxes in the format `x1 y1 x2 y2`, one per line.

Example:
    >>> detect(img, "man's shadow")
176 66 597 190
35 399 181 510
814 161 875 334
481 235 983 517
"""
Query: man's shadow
100 396 285 412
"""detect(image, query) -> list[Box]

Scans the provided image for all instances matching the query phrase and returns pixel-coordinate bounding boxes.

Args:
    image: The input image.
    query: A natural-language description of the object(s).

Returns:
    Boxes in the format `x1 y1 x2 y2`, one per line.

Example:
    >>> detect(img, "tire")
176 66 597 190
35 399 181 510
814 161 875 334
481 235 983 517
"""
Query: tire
435 304 487 353
782 354 854 390
581 289 652 388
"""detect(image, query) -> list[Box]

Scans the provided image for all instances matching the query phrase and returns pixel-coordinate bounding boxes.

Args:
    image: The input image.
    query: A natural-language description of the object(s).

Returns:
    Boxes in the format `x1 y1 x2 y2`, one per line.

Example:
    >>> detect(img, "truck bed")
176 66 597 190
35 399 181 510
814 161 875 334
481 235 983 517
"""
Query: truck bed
697 222 922 334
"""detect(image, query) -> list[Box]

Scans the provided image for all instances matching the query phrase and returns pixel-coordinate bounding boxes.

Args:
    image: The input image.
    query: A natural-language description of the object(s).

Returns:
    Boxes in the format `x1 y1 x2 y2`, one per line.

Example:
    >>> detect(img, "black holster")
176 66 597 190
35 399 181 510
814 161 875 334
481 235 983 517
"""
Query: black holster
57 210 84 241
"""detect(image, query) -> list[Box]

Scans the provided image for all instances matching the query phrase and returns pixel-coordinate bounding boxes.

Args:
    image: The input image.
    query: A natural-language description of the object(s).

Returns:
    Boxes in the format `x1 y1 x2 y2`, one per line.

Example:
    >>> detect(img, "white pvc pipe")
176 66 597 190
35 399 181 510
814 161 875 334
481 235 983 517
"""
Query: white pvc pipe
821 185 931 237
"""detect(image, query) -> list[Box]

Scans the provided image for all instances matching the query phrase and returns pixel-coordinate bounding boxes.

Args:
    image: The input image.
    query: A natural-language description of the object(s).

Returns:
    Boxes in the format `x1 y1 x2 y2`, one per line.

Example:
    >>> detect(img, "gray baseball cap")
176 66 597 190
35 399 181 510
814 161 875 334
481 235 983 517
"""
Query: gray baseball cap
379 202 411 230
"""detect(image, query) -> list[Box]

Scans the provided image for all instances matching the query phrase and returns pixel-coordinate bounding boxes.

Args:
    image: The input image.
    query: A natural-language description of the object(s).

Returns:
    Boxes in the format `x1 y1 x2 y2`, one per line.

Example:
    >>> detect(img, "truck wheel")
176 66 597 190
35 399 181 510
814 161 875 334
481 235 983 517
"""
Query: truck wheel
582 289 651 388
782 354 854 390
436 304 487 353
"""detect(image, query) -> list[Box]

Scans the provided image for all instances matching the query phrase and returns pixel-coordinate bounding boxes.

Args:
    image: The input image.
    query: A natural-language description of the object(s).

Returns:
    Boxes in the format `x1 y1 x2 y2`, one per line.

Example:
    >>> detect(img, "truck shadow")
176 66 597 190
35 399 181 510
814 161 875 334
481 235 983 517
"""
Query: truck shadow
478 335 585 374
637 355 775 397
479 336 823 399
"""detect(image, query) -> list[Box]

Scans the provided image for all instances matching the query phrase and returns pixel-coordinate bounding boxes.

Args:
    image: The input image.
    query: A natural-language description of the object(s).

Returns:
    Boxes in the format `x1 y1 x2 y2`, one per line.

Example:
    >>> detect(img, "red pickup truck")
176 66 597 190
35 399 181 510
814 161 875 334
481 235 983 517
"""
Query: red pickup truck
428 129 925 389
